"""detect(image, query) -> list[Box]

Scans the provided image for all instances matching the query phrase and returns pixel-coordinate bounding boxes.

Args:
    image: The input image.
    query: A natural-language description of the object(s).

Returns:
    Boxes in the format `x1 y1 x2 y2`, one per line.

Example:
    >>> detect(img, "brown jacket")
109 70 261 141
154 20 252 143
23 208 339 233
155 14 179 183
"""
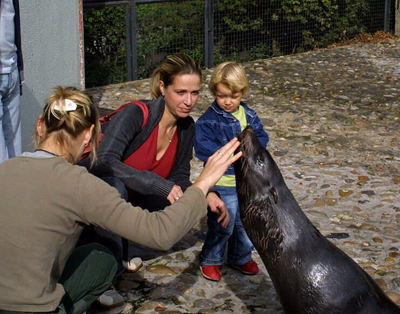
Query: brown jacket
0 156 206 311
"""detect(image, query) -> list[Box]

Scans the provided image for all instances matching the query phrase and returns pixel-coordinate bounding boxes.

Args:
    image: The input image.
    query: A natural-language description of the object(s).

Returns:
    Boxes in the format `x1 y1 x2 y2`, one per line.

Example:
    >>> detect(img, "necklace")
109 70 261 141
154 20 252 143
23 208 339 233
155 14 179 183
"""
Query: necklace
159 121 176 143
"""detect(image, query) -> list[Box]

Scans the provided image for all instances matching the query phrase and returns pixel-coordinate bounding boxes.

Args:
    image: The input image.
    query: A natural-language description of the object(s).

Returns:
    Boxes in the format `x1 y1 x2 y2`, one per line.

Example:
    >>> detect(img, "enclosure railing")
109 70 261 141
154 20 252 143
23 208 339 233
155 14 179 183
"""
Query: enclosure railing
83 0 396 87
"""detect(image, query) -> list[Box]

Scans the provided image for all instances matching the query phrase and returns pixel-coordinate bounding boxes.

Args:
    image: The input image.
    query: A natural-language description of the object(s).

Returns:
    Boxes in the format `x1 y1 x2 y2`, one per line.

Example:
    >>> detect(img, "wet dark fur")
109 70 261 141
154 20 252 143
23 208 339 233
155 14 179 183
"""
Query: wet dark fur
234 126 400 314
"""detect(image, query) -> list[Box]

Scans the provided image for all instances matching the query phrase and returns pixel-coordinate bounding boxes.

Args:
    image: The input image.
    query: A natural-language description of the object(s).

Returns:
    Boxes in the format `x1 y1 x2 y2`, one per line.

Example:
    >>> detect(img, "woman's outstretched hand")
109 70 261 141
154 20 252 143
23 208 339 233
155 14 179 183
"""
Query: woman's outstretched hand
193 138 242 196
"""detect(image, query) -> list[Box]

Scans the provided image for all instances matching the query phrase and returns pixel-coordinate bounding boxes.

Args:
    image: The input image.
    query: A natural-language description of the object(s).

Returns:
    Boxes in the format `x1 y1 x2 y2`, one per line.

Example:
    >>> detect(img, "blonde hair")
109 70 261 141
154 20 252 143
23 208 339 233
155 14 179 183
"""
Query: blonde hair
150 53 202 99
209 62 250 96
34 86 100 165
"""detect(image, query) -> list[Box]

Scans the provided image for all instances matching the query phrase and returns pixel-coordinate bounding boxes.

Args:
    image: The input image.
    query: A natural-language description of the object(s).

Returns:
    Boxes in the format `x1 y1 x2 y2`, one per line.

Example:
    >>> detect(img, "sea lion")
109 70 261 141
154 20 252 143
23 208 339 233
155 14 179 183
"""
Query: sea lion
234 126 400 314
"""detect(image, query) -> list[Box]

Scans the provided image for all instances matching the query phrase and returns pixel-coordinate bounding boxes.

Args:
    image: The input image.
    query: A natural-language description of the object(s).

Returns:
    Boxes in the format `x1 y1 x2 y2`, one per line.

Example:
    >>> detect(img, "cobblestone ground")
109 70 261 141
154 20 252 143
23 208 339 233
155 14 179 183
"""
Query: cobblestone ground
87 39 400 313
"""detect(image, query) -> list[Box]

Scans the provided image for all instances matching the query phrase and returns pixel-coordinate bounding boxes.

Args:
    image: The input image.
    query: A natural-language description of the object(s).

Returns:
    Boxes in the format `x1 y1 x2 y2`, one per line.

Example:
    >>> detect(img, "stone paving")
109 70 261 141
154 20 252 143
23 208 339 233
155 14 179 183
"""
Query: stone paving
86 38 400 313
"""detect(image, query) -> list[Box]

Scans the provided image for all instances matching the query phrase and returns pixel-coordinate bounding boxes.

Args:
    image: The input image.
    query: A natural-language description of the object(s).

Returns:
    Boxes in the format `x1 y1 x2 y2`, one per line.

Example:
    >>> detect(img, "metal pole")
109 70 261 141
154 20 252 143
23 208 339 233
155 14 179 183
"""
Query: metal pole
78 0 86 89
384 0 390 32
204 0 214 68
84 1 131 7
126 4 133 81
131 0 138 80
126 0 138 81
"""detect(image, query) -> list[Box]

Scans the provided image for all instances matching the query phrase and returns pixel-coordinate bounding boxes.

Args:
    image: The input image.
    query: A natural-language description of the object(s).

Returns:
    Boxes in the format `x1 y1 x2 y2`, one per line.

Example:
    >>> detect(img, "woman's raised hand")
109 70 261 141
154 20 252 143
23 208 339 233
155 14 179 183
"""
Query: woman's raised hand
192 138 242 196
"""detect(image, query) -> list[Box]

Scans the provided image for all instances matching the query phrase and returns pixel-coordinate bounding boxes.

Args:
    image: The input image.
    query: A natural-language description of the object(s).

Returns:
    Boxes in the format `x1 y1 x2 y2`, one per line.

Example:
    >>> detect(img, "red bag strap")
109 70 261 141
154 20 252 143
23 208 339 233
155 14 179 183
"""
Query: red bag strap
80 100 149 161
132 100 149 129
100 100 149 129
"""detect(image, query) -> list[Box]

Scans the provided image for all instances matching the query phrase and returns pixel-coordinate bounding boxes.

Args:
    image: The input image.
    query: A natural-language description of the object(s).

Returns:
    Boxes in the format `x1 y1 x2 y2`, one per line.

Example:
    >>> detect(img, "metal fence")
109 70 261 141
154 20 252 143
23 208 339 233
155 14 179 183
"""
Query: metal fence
83 0 396 88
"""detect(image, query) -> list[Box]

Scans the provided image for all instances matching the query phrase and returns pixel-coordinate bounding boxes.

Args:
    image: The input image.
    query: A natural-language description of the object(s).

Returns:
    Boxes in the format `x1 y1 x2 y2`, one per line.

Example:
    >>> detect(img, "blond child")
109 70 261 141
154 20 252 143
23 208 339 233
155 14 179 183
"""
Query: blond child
194 62 269 281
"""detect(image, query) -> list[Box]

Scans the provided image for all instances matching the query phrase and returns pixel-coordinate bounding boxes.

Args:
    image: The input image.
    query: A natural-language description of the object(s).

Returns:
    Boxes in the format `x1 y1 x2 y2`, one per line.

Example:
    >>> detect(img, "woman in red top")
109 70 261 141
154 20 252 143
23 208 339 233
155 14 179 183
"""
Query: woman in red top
91 54 226 214
81 55 230 305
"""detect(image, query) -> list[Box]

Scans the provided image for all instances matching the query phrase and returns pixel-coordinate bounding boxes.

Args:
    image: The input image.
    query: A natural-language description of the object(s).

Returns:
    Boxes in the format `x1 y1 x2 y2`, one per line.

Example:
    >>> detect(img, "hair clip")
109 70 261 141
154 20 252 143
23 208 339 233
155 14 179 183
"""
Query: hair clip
50 99 80 120
53 99 78 113
65 99 78 111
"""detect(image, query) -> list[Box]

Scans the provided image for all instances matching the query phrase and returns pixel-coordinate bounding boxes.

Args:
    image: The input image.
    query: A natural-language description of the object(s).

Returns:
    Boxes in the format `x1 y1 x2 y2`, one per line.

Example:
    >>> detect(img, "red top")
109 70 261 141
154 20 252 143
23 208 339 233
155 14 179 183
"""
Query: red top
124 124 178 180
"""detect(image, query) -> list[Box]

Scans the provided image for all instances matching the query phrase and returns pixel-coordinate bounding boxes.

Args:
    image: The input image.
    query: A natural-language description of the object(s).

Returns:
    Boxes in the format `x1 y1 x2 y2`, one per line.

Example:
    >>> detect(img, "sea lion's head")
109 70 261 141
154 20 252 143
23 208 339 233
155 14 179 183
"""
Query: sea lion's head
234 126 285 260
235 126 283 205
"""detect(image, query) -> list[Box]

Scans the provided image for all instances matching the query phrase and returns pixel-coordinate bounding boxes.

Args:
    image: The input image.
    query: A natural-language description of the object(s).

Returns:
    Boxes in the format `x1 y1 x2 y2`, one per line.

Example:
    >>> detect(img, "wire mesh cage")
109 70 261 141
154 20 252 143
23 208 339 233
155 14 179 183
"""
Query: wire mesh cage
83 0 396 88
84 5 128 87
135 1 205 79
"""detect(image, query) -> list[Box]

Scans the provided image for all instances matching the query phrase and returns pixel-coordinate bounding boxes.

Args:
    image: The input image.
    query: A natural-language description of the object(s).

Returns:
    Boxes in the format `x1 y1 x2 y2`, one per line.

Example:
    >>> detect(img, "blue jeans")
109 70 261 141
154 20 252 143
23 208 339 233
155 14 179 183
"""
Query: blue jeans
200 186 254 266
0 67 21 163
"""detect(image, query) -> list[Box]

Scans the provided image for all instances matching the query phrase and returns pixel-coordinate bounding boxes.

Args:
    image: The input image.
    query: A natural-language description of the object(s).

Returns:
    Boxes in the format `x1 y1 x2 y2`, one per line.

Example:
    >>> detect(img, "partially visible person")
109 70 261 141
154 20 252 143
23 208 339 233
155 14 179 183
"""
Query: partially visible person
194 62 269 282
0 0 24 163
80 54 229 285
0 86 241 314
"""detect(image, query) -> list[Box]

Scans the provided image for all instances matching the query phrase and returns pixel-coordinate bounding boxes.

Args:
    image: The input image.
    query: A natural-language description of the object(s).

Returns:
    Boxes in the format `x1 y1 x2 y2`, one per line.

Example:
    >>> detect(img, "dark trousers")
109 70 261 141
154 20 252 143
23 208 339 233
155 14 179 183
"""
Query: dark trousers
0 244 117 314
85 177 169 275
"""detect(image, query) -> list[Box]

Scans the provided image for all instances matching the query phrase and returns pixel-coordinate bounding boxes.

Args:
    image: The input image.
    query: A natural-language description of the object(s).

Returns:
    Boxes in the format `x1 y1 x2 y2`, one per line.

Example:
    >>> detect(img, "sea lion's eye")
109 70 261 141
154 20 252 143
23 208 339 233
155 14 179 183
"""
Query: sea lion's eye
270 187 278 204
255 157 264 170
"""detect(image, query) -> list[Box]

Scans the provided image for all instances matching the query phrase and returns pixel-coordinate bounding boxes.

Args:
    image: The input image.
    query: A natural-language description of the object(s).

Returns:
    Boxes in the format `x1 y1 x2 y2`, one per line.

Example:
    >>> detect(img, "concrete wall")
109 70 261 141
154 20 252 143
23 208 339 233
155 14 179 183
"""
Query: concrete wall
19 0 84 151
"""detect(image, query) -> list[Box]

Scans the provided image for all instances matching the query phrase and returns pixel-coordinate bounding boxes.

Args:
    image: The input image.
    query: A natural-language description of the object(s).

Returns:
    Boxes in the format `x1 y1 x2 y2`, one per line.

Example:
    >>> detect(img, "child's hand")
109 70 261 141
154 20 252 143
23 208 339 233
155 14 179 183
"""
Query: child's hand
206 192 230 228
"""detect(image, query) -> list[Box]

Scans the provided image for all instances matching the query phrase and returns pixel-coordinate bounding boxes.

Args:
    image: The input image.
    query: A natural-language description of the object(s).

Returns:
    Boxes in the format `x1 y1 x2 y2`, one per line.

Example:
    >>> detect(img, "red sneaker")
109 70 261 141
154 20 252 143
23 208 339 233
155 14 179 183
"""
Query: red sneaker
200 265 222 281
231 260 259 275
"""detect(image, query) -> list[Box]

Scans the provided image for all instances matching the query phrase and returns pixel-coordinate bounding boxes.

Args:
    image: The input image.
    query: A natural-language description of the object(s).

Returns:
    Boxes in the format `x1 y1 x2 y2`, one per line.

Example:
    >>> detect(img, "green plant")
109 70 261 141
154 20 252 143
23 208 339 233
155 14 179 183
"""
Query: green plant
83 0 374 88
84 6 127 87
135 1 205 78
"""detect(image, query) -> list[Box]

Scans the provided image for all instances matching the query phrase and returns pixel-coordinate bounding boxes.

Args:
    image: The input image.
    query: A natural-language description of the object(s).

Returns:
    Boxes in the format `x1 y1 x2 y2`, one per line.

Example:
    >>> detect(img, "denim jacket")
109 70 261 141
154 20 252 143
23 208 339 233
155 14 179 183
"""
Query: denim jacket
194 101 269 176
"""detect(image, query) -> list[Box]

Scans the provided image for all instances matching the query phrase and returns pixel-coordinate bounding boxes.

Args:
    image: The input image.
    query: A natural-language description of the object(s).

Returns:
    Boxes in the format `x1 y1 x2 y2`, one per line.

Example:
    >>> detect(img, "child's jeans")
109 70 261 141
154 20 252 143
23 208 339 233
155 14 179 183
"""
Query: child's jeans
200 186 254 266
